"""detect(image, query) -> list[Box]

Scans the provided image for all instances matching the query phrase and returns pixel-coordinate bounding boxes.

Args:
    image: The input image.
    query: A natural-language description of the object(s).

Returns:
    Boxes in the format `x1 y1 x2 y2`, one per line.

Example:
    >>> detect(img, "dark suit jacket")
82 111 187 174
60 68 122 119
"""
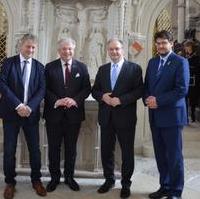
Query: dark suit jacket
92 60 143 128
43 59 91 123
0 55 45 123
144 52 190 127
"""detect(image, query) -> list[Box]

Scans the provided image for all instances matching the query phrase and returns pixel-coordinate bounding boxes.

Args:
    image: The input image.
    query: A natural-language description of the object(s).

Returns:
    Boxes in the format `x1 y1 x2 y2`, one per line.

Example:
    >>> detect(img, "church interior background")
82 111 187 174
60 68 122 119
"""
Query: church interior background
0 1 200 198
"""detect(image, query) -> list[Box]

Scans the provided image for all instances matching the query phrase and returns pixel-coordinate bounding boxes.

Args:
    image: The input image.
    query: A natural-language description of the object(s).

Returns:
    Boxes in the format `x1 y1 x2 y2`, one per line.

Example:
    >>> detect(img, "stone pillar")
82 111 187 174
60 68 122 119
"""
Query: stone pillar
177 0 186 42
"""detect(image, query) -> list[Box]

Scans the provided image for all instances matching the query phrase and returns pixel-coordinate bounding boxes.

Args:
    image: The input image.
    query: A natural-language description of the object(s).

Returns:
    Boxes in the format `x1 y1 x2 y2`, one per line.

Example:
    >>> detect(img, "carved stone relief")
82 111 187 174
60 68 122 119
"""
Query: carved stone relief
52 0 111 81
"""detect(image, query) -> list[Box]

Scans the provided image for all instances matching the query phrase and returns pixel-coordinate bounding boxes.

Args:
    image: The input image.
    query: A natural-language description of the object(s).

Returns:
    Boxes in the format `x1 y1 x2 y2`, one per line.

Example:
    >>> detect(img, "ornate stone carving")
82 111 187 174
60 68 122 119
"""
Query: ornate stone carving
87 26 106 81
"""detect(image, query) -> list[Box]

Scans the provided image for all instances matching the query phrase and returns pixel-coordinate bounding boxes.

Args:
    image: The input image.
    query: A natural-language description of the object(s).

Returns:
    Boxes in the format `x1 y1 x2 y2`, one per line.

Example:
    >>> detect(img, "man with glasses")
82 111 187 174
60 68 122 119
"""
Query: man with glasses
92 38 143 198
144 30 190 199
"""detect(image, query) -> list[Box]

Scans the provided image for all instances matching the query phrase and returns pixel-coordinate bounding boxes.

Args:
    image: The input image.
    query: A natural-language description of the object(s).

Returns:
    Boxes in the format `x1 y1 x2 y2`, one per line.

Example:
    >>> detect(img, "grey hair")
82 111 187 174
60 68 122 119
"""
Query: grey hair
107 37 124 47
57 38 76 49
19 33 38 46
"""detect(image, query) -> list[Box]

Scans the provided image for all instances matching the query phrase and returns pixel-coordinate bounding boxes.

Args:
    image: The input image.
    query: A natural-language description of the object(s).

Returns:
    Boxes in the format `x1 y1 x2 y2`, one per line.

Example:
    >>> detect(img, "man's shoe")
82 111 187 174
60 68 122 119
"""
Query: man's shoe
64 177 80 191
149 187 169 198
3 184 15 199
120 187 130 198
97 180 115 193
32 181 47 196
167 196 182 199
46 180 59 192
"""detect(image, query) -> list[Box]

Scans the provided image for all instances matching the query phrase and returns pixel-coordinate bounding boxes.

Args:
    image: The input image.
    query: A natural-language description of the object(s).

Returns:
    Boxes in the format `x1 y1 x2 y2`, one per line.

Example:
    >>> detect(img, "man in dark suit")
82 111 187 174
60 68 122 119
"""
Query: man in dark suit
0 34 46 199
92 38 143 198
144 30 189 199
43 38 91 192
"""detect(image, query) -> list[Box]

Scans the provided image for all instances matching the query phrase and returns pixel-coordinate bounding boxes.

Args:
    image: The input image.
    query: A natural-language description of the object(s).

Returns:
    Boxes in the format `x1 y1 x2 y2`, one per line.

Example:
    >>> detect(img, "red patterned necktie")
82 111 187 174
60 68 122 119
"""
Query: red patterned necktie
65 62 71 86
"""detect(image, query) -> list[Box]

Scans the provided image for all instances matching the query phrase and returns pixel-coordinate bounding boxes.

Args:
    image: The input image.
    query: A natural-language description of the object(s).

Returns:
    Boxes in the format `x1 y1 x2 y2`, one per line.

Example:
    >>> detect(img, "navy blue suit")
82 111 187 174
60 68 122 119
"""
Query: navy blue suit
0 55 45 185
144 52 189 197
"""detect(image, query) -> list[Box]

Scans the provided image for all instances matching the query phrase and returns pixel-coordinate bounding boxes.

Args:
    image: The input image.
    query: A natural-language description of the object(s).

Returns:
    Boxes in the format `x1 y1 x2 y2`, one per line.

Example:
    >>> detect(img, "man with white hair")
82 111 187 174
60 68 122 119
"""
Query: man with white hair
43 38 91 192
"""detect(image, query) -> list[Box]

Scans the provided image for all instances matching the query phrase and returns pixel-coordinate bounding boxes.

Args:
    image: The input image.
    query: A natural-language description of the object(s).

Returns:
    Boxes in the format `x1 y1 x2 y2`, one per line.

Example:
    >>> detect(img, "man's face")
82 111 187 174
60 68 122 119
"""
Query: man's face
107 41 124 63
155 38 173 55
58 42 75 62
20 39 37 59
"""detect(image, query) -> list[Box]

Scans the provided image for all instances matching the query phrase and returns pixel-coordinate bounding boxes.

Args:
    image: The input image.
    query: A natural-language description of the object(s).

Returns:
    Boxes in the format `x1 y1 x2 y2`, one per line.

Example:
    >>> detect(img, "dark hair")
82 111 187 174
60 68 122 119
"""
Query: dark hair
154 30 173 42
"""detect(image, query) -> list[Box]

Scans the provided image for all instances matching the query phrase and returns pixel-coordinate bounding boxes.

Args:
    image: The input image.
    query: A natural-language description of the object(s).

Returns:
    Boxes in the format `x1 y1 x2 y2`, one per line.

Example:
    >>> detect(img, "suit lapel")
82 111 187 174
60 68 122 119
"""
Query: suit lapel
15 55 24 87
153 57 162 86
71 59 78 79
28 59 36 97
105 63 112 91
57 59 65 86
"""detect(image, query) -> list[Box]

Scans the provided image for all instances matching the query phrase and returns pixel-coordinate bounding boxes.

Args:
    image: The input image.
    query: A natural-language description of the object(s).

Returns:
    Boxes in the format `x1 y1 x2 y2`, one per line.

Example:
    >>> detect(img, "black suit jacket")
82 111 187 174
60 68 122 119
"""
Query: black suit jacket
0 55 45 123
43 59 91 123
92 60 143 128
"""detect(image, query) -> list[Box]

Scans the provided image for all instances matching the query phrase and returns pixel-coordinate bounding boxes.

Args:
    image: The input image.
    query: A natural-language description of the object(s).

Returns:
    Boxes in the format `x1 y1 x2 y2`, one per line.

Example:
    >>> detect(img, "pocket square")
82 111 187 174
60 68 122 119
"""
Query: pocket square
75 73 80 78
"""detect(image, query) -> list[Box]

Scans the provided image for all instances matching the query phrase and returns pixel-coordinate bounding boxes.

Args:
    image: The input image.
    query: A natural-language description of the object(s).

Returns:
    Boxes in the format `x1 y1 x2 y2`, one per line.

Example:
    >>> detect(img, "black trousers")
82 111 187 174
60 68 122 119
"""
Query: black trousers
46 119 81 182
100 123 136 187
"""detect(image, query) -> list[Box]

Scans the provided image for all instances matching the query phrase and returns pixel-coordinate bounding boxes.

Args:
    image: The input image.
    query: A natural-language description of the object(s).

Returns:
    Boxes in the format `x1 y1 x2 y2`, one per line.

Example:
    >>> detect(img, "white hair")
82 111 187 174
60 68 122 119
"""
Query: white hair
57 38 76 49
107 37 124 47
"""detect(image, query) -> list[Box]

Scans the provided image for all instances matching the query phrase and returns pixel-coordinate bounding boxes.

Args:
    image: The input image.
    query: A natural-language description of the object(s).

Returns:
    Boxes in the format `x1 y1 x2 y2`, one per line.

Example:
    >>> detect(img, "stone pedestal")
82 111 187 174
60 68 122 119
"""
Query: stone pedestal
14 97 123 177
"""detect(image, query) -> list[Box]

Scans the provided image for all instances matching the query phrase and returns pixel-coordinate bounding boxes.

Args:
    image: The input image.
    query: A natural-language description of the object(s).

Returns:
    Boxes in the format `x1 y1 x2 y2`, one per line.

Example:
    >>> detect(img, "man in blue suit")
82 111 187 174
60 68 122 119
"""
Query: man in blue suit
0 34 46 199
144 30 189 199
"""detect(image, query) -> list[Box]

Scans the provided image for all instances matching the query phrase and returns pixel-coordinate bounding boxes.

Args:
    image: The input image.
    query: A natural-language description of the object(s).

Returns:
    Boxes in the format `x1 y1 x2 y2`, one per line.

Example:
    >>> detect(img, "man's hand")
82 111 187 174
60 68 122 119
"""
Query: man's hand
55 98 67 108
145 96 158 109
16 104 31 117
64 97 78 108
102 93 112 105
110 97 121 107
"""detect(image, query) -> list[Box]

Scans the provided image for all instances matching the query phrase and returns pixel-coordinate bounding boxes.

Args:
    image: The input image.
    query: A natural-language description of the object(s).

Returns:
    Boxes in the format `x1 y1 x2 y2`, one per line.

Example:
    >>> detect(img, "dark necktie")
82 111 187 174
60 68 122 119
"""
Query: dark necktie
22 60 28 86
156 59 164 78
65 62 71 86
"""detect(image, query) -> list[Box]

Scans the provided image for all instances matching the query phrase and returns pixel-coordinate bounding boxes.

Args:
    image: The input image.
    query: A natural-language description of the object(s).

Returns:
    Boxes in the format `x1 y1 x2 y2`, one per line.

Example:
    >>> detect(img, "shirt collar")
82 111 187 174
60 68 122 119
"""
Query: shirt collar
111 58 124 68
20 53 32 63
61 58 72 66
159 51 172 62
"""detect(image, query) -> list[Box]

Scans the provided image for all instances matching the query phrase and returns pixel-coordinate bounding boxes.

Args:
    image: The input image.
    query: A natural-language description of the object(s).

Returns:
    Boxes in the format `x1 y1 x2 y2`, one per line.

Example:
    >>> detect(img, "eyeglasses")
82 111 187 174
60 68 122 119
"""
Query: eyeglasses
108 47 123 52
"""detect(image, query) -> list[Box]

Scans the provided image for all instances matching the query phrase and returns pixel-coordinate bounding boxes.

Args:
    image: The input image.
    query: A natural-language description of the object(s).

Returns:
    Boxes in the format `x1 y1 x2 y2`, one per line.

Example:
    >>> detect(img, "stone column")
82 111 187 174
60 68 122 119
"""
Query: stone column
177 0 186 42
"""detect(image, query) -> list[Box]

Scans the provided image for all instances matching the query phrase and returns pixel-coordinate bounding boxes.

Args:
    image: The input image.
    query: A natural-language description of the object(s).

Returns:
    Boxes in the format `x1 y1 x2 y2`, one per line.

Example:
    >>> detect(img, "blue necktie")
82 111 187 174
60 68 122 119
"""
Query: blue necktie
22 60 28 86
156 59 164 78
111 64 118 90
